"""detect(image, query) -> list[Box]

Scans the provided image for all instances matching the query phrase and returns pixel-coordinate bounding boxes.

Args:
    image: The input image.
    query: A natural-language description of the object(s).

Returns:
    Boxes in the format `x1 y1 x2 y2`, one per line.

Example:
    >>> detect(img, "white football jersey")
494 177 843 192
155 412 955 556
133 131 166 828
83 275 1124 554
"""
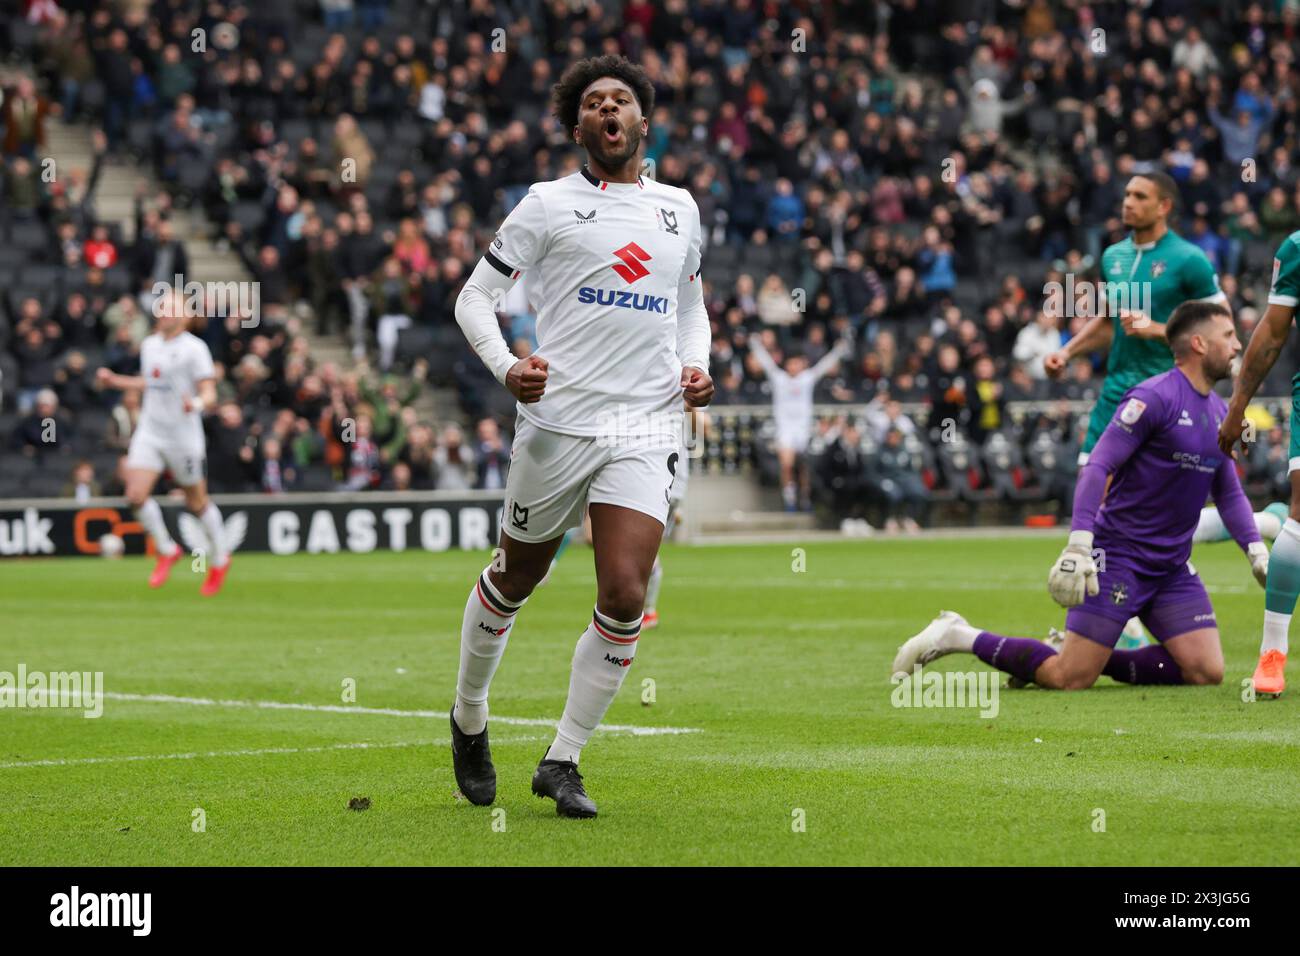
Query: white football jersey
137 331 216 442
487 168 703 438
751 340 849 437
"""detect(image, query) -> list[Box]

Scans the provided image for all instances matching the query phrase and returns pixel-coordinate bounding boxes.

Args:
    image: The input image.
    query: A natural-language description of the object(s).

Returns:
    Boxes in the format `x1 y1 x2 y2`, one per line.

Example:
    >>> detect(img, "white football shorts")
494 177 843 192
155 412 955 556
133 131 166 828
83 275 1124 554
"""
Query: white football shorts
126 429 207 487
502 418 682 543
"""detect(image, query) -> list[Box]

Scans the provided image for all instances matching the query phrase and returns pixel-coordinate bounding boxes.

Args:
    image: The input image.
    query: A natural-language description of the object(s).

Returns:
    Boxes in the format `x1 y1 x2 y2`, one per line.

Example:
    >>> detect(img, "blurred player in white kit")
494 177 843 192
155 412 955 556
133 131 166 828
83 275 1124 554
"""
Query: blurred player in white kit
96 288 231 596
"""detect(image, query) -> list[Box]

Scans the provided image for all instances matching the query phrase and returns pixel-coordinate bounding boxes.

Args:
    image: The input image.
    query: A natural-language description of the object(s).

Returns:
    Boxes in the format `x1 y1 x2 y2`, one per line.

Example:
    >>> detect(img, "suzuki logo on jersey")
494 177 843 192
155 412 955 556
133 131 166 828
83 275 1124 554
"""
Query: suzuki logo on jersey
576 288 668 313
603 652 633 668
611 242 652 283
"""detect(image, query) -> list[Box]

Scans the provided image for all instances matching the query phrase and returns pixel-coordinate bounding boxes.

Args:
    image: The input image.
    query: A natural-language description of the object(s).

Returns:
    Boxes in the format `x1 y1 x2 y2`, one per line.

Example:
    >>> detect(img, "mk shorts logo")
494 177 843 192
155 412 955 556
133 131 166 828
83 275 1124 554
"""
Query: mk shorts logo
603 652 633 668
479 621 511 637
611 242 652 283
511 501 529 531
574 209 597 223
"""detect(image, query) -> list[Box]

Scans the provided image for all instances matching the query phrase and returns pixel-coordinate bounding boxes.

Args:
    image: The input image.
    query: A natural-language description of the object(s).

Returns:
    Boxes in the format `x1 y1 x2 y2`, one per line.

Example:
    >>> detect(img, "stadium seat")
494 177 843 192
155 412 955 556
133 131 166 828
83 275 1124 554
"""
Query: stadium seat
231 201 266 236
982 431 1044 507
127 119 155 161
9 221 50 258
299 464 336 492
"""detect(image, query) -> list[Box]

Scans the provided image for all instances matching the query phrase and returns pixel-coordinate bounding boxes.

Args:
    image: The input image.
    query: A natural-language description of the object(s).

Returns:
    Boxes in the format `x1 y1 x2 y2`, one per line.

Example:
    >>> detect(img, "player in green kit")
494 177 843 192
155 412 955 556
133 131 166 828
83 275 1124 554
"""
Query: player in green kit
1218 228 1300 697
1045 171 1283 648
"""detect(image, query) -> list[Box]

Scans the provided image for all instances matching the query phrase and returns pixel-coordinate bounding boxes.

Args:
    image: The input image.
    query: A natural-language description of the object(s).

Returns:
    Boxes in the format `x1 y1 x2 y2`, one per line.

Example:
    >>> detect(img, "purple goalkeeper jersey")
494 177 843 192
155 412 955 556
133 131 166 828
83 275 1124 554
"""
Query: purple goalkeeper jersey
1072 367 1259 569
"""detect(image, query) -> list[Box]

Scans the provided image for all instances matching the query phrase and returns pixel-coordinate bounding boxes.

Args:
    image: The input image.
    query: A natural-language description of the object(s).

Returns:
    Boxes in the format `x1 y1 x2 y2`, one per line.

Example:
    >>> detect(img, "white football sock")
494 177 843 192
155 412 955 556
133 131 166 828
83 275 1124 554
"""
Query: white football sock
644 557 663 614
134 498 177 554
782 483 797 508
454 568 524 735
1256 509 1284 542
198 502 228 565
545 608 640 765
1262 609 1290 655
945 621 979 652
1193 506 1228 544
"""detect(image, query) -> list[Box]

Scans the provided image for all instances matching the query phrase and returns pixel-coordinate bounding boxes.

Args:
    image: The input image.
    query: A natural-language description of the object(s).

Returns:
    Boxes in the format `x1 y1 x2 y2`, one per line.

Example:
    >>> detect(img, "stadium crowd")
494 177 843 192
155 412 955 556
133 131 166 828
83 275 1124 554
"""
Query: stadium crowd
3 0 1300 523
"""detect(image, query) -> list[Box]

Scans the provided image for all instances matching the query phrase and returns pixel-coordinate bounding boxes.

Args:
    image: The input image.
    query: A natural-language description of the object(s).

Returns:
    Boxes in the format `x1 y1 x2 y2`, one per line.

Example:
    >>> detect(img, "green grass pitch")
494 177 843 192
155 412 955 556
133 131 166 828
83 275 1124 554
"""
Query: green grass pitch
1 537 1296 866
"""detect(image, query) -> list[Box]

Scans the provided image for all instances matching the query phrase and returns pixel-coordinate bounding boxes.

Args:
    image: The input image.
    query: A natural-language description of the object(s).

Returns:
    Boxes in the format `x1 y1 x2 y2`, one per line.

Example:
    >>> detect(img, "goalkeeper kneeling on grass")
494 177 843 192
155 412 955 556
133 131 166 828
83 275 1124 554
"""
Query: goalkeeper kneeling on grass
894 302 1267 689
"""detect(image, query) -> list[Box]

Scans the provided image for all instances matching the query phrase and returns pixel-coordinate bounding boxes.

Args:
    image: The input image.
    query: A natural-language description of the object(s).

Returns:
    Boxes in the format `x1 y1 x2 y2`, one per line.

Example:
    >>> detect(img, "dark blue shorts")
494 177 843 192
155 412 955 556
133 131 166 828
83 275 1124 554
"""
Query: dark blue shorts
1064 553 1216 649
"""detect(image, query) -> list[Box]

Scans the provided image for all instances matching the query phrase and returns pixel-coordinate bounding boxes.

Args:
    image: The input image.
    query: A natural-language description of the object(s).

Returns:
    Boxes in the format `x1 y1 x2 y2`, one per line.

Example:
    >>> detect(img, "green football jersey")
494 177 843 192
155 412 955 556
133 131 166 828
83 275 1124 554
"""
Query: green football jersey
1267 230 1300 386
1099 229 1223 390
1268 229 1300 309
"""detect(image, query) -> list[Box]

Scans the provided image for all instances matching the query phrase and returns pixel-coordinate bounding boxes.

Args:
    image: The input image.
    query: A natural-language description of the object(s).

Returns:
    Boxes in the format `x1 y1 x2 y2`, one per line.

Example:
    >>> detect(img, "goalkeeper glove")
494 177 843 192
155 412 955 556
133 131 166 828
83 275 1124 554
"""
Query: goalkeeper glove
1048 530 1100 608
1248 541 1269 589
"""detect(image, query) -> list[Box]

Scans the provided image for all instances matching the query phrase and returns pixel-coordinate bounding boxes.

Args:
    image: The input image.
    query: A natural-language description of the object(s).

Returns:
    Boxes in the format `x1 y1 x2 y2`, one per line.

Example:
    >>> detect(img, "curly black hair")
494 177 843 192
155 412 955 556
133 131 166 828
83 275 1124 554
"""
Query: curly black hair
551 55 655 133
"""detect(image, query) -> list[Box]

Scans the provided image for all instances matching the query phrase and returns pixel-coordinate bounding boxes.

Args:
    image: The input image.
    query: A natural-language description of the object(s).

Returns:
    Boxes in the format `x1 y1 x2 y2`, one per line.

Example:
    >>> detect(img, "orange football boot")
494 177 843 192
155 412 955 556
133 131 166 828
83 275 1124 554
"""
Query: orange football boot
200 559 231 597
149 546 183 588
1253 649 1287 697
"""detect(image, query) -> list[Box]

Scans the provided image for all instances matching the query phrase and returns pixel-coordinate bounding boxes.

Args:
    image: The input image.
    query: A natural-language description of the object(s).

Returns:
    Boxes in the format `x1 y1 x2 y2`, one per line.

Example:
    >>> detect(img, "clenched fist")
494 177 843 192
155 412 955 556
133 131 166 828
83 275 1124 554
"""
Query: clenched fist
681 366 714 407
506 355 549 404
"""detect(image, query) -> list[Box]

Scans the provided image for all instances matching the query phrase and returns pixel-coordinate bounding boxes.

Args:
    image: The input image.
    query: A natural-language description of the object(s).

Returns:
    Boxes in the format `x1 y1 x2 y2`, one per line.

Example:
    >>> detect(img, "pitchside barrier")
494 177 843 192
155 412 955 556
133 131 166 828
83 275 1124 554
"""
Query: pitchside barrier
0 490 507 558
1 397 1290 555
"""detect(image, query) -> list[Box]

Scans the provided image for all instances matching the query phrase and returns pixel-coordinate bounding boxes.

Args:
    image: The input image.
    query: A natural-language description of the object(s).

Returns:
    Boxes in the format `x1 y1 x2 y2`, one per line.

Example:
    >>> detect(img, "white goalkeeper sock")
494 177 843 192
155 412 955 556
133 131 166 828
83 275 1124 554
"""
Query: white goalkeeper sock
1193 506 1228 544
1262 610 1290 655
945 621 979 652
1256 509 1284 542
545 608 640 765
134 498 177 555
644 557 663 614
198 502 228 565
454 568 524 735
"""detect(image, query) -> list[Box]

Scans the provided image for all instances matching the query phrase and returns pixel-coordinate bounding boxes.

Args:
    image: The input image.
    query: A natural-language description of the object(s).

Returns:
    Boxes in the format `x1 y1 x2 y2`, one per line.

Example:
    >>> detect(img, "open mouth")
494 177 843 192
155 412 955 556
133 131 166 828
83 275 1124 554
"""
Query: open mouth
603 118 622 143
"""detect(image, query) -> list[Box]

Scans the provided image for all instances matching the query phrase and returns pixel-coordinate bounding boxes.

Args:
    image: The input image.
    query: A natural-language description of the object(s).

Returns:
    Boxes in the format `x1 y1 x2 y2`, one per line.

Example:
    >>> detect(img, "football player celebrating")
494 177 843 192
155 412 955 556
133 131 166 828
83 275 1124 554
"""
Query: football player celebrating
449 56 712 817
897 303 1265 690
96 287 231 596
1217 226 1300 697
748 334 851 512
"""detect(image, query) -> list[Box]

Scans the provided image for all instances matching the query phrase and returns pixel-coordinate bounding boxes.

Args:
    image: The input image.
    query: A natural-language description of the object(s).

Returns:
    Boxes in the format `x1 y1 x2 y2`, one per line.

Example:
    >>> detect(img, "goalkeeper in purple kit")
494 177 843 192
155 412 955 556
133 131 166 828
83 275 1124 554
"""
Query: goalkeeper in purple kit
894 302 1267 689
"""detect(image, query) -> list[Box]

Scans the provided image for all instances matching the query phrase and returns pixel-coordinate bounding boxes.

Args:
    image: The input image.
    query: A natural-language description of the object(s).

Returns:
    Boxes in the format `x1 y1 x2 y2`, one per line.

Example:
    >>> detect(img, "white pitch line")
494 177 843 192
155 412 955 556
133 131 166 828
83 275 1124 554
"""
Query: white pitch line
96 691 702 736
0 738 444 769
